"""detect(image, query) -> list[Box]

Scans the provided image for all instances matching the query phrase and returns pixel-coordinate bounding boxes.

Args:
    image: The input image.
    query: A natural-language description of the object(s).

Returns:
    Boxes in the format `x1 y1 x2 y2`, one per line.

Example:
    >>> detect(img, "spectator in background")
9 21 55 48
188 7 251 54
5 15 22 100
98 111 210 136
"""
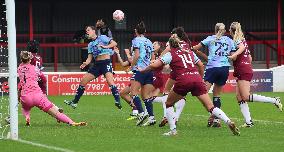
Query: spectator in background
73 25 92 71
96 19 113 38
73 29 88 44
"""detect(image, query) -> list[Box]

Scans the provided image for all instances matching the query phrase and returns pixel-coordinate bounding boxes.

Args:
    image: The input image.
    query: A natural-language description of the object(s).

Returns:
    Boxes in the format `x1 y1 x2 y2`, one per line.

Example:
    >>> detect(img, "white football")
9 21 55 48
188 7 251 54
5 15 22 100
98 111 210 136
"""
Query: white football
113 10 124 22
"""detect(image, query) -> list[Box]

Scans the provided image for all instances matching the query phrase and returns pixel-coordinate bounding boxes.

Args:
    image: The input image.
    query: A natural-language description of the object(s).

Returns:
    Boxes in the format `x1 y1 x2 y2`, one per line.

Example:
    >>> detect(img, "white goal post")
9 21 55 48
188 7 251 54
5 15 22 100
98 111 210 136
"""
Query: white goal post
6 0 18 140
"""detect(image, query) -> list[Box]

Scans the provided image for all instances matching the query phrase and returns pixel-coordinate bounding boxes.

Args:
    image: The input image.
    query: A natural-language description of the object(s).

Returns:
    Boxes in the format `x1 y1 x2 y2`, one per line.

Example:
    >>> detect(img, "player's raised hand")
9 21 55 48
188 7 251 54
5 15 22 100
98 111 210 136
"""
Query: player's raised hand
114 47 120 54
124 49 130 55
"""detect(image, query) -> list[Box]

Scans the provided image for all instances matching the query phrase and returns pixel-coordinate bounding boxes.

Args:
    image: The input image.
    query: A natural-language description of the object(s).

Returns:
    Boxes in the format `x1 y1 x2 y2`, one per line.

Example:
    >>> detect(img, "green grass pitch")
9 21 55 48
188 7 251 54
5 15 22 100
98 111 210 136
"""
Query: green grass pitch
1 92 284 152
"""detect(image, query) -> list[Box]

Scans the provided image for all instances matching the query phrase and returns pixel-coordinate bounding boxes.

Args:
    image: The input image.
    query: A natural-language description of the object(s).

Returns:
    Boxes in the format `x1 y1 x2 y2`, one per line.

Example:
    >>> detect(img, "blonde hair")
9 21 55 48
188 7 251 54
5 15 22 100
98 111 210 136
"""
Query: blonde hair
20 51 32 63
215 23 226 39
230 22 244 42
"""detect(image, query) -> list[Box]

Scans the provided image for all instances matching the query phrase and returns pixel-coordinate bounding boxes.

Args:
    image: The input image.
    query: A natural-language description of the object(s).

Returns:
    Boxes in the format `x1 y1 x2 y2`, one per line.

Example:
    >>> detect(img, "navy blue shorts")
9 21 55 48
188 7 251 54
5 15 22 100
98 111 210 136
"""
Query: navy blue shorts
88 59 113 78
131 71 154 86
204 66 229 86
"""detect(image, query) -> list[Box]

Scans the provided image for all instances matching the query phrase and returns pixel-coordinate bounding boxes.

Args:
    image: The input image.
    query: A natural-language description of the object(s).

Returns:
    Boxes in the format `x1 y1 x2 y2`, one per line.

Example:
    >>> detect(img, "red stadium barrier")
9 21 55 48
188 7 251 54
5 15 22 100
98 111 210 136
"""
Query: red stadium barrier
0 32 283 71
0 69 275 95
43 70 273 96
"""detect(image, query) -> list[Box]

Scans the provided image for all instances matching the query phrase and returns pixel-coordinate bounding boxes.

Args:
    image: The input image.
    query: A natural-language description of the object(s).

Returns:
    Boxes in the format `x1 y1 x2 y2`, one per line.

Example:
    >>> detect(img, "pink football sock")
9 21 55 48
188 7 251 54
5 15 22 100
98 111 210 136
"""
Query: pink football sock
55 113 74 124
22 108 30 122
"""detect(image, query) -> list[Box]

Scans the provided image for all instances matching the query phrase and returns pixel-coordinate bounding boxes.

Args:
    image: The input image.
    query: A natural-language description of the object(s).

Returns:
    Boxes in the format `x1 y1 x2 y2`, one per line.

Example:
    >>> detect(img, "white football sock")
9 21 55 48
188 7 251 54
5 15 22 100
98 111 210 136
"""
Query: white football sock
166 106 176 130
162 95 168 103
132 110 138 115
211 107 231 125
161 95 168 118
239 101 252 124
250 94 276 104
162 101 167 118
152 96 164 103
174 98 185 121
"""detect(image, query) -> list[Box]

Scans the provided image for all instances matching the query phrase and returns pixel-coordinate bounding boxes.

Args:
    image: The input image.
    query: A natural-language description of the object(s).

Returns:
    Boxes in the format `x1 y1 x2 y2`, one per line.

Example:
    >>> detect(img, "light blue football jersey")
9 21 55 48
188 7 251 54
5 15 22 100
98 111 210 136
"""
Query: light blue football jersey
131 36 153 71
201 35 235 69
88 35 114 58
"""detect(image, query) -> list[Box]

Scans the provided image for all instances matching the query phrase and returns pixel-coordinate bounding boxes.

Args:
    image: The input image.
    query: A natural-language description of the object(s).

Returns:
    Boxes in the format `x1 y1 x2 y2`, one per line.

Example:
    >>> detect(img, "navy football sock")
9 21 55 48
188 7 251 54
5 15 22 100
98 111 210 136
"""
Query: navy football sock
213 96 221 108
110 85 121 104
132 95 144 113
144 98 154 116
129 100 137 110
73 85 85 103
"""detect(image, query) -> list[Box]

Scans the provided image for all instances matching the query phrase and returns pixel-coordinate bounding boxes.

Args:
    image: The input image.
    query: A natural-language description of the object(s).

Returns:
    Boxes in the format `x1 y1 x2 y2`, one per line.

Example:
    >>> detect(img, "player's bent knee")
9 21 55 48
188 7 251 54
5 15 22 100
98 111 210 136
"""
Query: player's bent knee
79 81 87 86
80 77 92 86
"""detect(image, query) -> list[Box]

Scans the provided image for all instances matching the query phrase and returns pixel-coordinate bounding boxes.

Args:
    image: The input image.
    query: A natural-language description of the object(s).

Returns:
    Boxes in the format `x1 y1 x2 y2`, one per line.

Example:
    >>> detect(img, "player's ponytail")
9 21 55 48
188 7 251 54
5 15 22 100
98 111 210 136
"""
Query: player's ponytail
171 26 192 48
215 23 226 39
135 21 146 34
20 51 32 63
230 22 244 42
169 34 180 48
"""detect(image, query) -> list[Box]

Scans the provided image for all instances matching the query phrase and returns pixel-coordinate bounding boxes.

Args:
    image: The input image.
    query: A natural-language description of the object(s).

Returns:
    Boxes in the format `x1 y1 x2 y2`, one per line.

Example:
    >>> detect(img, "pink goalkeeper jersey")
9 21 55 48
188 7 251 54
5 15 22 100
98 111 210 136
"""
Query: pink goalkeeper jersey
18 63 43 95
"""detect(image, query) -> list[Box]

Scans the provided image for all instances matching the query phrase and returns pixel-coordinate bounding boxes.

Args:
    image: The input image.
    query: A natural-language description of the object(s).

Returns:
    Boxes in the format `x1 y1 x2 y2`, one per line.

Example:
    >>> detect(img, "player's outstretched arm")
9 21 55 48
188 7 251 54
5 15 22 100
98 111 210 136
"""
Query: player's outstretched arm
114 47 130 67
161 44 171 56
192 43 208 62
124 49 133 64
100 40 117 49
228 42 245 61
140 59 163 73
80 54 93 69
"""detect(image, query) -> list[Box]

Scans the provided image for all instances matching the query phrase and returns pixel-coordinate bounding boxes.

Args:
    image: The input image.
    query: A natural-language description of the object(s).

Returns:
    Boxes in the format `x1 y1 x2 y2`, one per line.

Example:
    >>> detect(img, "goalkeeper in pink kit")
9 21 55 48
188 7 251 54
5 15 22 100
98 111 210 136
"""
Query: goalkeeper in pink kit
18 51 86 126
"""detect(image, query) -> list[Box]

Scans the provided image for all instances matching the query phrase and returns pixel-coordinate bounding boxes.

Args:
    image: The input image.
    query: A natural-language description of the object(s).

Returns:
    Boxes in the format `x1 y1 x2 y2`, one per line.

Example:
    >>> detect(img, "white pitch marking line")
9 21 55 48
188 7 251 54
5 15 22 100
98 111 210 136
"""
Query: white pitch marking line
17 111 284 124
16 139 75 152
65 112 284 124
185 113 284 124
